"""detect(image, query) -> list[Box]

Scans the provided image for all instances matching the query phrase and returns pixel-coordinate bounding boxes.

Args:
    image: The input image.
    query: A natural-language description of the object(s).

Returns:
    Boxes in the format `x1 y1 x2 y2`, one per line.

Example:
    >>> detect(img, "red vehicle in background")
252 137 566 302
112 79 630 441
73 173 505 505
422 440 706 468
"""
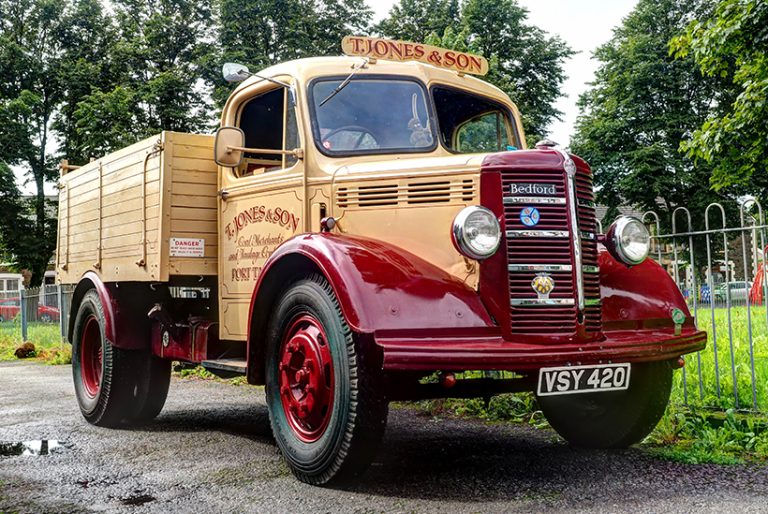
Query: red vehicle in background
0 297 60 323
37 304 60 323
750 247 767 305
0 298 20 322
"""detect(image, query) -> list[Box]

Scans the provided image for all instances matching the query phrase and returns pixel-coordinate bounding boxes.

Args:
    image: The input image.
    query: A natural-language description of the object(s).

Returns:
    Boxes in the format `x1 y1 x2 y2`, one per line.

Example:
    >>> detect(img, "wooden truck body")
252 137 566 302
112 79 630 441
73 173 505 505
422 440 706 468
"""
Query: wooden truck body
57 37 706 485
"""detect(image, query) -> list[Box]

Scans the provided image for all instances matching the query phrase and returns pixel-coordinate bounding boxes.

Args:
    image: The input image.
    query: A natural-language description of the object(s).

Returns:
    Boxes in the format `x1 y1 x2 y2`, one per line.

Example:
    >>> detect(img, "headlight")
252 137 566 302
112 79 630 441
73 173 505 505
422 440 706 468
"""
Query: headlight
452 206 501 260
607 216 650 265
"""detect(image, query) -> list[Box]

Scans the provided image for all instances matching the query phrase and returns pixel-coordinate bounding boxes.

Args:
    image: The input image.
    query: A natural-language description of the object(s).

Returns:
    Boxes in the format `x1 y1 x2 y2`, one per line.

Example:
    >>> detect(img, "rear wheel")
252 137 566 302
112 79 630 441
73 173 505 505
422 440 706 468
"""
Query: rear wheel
537 360 673 448
265 274 388 485
134 356 172 423
72 290 170 427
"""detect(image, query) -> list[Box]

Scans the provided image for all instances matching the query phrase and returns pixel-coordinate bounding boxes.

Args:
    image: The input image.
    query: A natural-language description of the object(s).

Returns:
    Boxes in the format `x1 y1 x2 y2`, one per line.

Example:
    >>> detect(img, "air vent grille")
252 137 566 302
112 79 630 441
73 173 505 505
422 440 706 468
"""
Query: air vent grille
336 178 476 208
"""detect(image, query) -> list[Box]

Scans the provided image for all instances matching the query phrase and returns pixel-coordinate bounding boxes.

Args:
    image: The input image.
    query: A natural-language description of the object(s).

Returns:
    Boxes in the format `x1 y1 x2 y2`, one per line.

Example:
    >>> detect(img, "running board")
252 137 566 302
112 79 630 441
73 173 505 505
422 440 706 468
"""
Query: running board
201 358 247 378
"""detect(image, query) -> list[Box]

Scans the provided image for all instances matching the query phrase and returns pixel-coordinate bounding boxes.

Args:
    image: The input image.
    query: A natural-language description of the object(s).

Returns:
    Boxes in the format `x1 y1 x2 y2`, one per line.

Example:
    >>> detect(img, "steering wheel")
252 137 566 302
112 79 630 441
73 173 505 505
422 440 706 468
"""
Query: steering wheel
322 125 376 150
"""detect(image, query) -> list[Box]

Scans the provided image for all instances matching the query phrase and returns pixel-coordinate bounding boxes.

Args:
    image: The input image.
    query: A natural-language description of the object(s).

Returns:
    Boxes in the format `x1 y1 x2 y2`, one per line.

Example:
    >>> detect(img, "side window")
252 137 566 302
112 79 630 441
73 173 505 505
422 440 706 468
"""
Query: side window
432 86 518 154
456 112 510 153
236 87 299 177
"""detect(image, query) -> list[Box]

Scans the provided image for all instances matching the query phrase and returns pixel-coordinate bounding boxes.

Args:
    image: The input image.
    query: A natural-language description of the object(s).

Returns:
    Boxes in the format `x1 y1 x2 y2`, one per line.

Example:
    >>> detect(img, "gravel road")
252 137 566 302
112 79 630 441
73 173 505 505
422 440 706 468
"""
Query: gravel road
1 360 767 513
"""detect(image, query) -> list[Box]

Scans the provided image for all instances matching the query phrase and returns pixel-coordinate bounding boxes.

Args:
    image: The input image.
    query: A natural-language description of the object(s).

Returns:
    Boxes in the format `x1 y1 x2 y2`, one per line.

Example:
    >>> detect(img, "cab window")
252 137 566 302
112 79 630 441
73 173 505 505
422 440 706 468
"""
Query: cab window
236 87 298 176
310 78 435 155
432 86 518 153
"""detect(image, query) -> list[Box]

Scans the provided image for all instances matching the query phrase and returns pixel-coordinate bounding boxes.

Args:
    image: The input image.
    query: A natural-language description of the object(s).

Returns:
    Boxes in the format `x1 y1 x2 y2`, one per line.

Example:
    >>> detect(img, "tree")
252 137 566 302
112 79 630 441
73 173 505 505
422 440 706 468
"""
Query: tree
212 0 373 107
71 0 215 157
570 0 727 227
0 0 66 285
54 0 120 164
375 0 459 43
671 0 768 197
377 0 572 142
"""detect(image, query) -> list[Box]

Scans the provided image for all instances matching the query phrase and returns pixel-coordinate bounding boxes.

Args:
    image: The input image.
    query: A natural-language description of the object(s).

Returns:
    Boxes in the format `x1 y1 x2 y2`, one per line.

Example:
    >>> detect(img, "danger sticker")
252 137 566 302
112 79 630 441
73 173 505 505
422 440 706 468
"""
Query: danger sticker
170 237 205 257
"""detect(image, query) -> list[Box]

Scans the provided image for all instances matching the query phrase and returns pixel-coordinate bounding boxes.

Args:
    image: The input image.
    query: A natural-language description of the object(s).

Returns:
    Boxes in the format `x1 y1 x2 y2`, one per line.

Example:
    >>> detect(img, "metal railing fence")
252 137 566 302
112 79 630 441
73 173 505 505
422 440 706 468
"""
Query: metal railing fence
642 199 768 413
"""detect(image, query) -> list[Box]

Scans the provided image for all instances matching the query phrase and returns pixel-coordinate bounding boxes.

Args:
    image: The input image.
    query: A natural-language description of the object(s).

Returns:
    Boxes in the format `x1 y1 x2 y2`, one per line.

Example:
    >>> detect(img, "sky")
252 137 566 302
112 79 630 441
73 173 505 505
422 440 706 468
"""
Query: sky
370 0 639 146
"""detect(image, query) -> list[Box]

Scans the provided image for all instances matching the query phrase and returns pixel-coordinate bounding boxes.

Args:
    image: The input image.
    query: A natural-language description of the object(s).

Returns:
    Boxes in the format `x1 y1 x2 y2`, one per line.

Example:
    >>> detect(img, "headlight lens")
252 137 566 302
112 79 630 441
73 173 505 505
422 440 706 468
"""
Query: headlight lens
452 206 501 260
609 216 650 265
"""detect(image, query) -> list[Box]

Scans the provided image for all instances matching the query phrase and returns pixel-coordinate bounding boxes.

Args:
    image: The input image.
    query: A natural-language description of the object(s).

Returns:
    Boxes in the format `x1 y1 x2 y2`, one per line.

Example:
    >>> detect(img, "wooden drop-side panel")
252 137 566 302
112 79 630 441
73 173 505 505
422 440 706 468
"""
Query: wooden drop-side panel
165 132 218 277
56 131 218 284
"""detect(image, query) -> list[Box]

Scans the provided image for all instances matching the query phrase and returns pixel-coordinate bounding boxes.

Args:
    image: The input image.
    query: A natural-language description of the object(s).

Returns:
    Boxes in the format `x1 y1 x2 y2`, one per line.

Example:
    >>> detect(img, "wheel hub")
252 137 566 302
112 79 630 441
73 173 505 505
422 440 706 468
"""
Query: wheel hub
80 316 103 398
278 315 334 442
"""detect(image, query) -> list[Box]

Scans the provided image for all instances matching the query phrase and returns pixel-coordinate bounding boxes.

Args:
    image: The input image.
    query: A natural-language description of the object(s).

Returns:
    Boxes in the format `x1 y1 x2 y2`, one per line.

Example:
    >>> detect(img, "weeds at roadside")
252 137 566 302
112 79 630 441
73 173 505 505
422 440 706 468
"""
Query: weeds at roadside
644 407 768 464
173 365 251 387
0 323 70 365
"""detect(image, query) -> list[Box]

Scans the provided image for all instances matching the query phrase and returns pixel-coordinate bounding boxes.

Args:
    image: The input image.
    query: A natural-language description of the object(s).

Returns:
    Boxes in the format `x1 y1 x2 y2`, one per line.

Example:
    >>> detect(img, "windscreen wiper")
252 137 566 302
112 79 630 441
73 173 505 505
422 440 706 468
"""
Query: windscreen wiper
319 58 369 107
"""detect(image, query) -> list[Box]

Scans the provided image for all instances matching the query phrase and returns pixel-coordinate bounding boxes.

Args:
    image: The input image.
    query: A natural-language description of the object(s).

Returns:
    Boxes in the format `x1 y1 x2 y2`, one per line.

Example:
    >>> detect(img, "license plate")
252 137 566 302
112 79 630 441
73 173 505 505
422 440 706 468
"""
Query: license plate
537 363 631 396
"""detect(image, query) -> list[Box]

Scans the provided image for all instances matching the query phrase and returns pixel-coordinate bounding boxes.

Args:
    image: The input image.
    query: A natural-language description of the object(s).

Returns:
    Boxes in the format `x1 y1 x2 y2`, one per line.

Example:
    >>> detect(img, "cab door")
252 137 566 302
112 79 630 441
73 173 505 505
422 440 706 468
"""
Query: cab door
218 80 305 341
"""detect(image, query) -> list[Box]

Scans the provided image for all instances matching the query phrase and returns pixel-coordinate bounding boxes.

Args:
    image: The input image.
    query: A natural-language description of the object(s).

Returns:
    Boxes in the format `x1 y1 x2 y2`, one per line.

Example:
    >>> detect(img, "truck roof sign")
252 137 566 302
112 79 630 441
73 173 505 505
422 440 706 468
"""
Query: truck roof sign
341 36 489 76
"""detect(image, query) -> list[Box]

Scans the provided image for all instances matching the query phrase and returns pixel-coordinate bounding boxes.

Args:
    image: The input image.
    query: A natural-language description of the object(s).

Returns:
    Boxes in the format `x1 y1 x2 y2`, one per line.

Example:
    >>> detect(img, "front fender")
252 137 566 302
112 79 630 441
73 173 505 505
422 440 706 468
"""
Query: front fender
599 251 692 329
245 233 497 383
252 233 495 335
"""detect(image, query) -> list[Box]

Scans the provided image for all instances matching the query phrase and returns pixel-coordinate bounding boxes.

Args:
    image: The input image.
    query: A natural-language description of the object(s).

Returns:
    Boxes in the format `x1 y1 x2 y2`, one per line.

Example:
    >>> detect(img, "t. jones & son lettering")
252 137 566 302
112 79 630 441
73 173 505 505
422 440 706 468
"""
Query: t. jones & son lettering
225 206 300 240
342 36 488 75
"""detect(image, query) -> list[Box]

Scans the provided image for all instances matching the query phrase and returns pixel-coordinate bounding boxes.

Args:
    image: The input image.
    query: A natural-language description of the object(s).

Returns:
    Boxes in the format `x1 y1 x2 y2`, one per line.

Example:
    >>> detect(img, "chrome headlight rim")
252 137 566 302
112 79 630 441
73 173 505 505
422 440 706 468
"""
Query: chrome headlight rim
452 206 501 261
609 216 650 266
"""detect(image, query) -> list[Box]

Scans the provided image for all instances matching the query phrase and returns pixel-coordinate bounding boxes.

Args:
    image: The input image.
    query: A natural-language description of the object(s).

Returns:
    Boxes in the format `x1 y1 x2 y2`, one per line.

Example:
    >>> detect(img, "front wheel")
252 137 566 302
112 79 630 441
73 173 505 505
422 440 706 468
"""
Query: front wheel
265 274 388 485
537 360 674 448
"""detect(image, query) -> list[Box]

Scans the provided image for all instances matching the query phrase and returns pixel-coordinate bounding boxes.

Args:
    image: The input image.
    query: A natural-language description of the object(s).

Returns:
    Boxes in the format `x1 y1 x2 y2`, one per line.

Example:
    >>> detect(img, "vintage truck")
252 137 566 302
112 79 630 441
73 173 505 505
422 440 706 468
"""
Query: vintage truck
56 36 706 485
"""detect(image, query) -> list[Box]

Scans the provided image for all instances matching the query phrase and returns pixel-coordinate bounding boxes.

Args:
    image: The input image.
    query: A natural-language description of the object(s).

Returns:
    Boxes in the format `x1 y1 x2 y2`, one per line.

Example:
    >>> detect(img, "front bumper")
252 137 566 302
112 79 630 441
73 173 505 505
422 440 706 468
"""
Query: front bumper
376 327 706 371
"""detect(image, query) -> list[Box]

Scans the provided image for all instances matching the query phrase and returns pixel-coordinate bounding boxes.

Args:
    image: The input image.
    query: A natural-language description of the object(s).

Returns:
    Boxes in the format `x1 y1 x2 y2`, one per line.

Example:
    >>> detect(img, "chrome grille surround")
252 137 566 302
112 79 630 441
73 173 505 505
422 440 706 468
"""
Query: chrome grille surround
500 153 601 336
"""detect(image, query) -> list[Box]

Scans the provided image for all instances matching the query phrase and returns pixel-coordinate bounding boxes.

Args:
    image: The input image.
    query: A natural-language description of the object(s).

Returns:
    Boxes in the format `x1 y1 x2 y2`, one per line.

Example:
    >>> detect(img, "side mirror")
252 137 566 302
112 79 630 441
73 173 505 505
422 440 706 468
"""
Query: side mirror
222 62 251 83
214 126 245 167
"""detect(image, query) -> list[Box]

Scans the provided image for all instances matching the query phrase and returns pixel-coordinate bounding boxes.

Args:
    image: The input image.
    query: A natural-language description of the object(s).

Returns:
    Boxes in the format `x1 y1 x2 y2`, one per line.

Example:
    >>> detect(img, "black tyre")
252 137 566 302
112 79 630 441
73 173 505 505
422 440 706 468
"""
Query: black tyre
133 356 172 423
72 290 169 427
537 360 674 448
265 274 388 485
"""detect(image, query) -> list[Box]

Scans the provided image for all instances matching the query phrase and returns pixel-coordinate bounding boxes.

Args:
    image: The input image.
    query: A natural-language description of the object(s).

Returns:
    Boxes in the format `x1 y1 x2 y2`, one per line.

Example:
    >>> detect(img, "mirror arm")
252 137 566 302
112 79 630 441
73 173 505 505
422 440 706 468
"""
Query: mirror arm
227 145 304 159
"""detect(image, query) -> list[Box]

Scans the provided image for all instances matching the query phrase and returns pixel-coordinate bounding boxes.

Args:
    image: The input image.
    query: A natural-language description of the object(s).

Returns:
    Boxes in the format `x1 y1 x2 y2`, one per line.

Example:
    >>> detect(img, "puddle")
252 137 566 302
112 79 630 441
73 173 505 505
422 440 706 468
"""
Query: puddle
121 494 155 506
0 440 72 456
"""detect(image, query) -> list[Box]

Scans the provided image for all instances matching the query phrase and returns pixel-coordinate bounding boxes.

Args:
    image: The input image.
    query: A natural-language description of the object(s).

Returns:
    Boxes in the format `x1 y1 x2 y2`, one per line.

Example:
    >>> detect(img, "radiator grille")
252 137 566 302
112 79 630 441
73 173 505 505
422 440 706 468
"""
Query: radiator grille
501 164 601 336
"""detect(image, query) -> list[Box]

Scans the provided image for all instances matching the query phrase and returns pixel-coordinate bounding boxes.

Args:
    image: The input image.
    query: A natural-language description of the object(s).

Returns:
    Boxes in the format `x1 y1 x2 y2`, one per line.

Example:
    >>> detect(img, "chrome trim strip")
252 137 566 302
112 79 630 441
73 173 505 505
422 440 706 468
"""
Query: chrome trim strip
583 265 600 274
511 298 576 306
506 230 569 238
558 148 585 311
504 196 566 205
508 264 573 272
585 298 602 307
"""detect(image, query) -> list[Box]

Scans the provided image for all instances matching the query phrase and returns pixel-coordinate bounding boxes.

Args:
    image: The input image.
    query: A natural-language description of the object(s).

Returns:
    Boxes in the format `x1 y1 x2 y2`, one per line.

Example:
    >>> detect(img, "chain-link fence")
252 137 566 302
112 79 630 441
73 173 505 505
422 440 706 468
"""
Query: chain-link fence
0 284 74 345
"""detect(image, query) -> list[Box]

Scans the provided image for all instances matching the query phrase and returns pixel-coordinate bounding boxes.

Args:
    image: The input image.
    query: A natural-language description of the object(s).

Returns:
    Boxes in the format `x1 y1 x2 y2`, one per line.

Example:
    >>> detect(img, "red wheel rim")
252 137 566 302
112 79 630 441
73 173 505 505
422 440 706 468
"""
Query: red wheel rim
278 314 335 442
80 316 103 398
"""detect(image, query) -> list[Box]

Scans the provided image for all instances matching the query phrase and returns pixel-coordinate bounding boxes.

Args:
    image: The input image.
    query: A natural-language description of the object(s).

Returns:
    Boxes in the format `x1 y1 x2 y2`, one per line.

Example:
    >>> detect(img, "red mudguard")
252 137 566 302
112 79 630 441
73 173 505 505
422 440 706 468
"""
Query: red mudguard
247 235 706 375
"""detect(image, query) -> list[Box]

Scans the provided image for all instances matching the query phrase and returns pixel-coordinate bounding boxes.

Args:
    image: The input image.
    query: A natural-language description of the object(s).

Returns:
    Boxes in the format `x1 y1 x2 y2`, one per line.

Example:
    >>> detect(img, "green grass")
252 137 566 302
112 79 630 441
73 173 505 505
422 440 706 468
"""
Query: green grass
674 305 768 411
0 321 70 364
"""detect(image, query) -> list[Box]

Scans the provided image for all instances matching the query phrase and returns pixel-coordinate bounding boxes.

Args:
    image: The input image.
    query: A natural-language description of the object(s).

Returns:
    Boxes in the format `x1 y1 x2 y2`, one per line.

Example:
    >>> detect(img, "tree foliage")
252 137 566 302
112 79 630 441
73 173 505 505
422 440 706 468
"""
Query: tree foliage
671 0 768 197
0 0 66 285
377 0 573 142
570 0 728 227
212 0 373 107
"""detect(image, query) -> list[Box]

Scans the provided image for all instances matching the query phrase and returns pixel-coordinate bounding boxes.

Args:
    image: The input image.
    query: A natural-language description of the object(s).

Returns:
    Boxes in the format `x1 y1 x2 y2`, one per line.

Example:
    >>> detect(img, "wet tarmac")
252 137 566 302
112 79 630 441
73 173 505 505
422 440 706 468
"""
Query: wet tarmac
2 360 768 513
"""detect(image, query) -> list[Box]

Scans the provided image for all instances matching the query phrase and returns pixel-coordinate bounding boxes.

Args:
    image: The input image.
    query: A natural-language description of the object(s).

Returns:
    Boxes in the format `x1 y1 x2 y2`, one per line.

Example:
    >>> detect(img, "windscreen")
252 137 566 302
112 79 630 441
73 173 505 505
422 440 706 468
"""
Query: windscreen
311 78 434 154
